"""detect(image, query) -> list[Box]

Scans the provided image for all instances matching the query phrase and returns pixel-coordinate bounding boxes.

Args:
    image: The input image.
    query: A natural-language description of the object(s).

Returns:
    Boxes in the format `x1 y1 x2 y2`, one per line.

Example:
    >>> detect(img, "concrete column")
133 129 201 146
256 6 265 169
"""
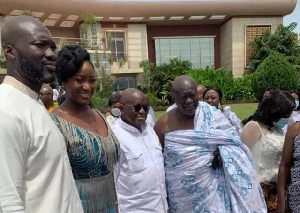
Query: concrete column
220 17 283 77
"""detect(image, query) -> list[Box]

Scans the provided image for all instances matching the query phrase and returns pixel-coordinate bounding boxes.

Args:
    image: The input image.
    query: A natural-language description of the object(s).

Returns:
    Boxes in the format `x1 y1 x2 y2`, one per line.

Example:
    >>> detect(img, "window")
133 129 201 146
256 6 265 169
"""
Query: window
113 77 136 91
89 53 111 76
246 25 271 66
155 37 215 68
106 31 126 62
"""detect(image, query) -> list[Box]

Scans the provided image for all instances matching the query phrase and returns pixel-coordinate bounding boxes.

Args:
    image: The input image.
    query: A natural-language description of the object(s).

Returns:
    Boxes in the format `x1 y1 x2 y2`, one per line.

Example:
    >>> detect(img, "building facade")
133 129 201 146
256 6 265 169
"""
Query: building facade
0 0 297 87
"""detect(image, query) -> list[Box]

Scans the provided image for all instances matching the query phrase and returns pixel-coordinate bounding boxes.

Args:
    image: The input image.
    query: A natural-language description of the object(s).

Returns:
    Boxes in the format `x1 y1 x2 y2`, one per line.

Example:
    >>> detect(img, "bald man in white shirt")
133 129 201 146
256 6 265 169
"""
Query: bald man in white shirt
112 88 168 213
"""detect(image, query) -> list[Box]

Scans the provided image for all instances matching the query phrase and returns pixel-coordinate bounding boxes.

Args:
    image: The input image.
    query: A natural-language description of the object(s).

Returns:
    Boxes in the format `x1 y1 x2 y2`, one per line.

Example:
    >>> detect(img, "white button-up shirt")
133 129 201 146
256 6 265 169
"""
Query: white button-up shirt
113 119 168 213
0 76 83 213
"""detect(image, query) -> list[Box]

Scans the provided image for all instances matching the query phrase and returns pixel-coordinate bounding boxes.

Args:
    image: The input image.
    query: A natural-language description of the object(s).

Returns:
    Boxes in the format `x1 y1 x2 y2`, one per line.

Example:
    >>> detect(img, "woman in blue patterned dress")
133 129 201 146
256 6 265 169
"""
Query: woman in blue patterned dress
278 121 300 213
51 45 119 213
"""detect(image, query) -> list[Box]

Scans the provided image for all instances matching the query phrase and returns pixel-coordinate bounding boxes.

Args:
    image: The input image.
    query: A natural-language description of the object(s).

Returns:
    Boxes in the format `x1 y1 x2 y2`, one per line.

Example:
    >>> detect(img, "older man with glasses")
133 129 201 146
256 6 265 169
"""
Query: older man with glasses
112 88 168 213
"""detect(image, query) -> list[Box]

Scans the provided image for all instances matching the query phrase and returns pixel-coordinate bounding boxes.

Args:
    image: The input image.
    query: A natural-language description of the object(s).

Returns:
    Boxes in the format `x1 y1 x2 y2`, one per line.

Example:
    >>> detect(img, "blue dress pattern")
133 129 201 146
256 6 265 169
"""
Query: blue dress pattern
164 102 267 213
51 112 120 213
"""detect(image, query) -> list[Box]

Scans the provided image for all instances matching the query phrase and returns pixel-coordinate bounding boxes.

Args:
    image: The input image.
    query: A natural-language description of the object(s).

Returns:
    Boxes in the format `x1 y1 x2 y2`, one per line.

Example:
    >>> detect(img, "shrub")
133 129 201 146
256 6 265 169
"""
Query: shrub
188 67 256 101
150 58 191 97
227 75 255 100
250 22 300 72
147 92 158 107
188 67 233 95
91 94 109 108
252 50 298 99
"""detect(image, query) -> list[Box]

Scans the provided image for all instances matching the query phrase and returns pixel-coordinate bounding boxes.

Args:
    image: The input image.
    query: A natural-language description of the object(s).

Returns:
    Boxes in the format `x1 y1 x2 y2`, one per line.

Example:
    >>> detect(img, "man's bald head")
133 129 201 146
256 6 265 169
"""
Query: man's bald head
172 75 197 93
120 88 146 105
41 84 53 94
197 85 206 101
171 75 198 117
1 16 57 89
40 84 54 108
120 88 148 132
1 16 48 47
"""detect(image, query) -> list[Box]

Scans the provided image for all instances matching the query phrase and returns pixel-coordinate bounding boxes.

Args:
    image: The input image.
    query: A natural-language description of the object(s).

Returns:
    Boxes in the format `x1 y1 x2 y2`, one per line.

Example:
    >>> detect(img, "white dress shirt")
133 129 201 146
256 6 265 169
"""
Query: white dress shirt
113 119 168 213
0 76 83 213
146 106 157 128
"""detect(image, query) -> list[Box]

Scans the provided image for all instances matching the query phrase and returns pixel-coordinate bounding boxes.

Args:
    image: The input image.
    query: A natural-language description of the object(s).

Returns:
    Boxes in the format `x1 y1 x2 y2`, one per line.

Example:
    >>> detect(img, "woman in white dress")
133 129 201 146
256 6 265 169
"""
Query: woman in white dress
241 89 295 213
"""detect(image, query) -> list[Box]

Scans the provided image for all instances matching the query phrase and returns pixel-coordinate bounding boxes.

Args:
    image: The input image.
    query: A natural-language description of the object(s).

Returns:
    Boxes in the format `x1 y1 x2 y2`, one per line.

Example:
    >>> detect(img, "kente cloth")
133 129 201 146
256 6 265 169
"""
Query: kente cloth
51 111 120 213
164 102 267 213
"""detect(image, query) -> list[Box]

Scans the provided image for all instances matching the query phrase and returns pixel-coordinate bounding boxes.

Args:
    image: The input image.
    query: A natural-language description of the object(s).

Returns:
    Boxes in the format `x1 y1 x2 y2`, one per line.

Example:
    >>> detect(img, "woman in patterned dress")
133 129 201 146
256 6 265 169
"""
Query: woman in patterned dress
52 45 119 213
203 86 242 135
278 121 300 213
241 90 295 213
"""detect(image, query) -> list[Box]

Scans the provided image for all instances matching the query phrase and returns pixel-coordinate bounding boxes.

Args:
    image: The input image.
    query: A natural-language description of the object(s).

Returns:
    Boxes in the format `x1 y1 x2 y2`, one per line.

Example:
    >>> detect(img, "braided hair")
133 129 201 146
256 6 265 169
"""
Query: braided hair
56 45 94 83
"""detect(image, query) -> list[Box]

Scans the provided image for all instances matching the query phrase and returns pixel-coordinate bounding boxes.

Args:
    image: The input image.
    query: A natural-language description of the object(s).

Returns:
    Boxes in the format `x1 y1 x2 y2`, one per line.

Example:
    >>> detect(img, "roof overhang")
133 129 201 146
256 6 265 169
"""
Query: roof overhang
0 0 297 27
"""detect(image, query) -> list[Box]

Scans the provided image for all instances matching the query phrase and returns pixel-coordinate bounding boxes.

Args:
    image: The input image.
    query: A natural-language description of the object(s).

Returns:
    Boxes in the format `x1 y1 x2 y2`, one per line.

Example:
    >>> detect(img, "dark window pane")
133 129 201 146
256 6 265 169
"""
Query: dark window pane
116 40 125 52
115 32 125 39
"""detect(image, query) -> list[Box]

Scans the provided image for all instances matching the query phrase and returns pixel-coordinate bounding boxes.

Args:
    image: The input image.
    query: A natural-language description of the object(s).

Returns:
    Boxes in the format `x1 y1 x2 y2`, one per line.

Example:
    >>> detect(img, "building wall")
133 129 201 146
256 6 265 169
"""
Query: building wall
220 16 283 77
48 26 80 38
127 24 148 70
147 25 220 68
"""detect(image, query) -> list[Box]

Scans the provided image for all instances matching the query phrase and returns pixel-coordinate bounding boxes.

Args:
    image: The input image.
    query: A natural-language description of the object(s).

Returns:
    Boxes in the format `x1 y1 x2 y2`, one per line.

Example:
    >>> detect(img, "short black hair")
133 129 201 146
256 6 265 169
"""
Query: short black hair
56 45 94 83
108 93 121 107
203 86 223 100
252 90 295 127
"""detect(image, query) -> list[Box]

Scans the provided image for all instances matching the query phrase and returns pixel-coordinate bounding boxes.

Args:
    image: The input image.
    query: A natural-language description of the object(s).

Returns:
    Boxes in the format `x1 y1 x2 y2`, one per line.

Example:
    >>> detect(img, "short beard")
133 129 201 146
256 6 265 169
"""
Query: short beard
18 53 54 84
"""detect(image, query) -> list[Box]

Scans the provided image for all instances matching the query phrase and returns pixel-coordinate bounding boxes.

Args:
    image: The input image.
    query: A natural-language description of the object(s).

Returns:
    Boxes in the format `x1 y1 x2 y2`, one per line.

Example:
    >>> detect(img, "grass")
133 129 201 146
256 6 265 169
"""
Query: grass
155 103 258 121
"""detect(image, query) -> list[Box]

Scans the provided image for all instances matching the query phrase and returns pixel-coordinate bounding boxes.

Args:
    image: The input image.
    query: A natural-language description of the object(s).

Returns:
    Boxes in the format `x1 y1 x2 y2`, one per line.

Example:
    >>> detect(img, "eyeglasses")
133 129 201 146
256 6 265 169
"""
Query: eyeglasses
122 103 149 113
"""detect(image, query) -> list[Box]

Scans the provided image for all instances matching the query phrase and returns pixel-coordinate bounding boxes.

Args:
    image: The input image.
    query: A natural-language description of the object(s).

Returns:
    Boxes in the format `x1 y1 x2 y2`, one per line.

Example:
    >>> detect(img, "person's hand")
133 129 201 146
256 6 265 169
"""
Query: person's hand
212 148 223 169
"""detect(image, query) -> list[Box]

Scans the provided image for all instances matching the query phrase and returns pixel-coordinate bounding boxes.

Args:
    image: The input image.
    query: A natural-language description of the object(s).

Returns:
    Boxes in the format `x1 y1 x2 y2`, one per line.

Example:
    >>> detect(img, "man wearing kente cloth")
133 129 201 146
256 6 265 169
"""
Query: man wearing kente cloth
155 75 267 213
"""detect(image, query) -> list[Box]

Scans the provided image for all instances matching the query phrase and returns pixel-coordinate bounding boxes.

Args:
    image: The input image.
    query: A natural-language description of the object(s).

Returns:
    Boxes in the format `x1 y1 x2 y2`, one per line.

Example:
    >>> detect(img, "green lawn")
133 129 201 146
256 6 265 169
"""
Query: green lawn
155 103 258 121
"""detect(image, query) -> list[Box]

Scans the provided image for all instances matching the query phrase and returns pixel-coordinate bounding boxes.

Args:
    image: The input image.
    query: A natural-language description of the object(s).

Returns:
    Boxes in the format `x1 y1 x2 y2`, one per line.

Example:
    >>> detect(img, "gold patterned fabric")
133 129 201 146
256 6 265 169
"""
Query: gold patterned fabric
260 182 278 213
51 111 120 213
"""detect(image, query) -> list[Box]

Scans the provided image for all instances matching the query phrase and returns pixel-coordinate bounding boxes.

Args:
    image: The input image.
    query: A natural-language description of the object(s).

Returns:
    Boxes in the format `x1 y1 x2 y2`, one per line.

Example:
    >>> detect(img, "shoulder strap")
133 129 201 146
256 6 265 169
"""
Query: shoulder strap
94 108 112 131
251 121 264 136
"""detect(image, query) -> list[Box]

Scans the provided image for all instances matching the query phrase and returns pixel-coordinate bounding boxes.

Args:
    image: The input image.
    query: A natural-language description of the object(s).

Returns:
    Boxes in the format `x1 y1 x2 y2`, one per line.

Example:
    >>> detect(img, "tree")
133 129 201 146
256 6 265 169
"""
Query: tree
140 60 154 92
250 22 300 72
21 10 34 17
150 58 192 101
252 51 298 99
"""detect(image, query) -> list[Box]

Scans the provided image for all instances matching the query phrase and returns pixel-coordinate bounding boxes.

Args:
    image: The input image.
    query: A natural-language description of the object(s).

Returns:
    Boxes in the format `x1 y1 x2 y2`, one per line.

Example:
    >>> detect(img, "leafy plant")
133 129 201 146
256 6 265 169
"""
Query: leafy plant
80 13 99 48
140 60 154 91
188 67 256 100
0 52 6 69
21 10 34 17
227 75 255 100
250 22 300 72
150 58 192 98
56 37 69 52
252 50 298 99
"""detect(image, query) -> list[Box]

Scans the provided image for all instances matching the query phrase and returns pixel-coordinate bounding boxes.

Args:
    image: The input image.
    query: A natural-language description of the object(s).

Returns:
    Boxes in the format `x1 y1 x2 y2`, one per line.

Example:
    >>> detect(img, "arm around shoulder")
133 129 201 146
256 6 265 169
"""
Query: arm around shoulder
0 109 28 212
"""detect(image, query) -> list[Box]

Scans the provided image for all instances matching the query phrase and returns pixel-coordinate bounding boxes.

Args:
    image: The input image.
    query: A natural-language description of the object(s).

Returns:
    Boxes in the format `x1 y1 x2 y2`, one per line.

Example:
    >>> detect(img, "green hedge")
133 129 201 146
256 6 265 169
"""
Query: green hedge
252 51 298 99
187 68 255 100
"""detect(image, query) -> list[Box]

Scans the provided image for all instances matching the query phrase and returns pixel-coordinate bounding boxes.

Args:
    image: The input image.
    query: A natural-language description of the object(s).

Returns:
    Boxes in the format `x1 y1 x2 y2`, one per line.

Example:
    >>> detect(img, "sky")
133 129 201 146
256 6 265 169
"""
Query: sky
284 0 300 34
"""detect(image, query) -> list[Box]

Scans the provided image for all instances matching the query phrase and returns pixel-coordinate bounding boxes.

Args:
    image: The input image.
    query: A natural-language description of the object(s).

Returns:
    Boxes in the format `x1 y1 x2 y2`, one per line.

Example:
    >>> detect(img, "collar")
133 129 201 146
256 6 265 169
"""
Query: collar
118 118 147 134
2 76 39 100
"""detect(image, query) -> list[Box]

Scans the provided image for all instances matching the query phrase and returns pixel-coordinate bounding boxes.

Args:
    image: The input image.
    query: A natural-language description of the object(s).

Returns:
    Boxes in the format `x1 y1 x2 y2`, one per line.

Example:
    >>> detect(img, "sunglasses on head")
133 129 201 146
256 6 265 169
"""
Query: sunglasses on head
122 103 149 113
